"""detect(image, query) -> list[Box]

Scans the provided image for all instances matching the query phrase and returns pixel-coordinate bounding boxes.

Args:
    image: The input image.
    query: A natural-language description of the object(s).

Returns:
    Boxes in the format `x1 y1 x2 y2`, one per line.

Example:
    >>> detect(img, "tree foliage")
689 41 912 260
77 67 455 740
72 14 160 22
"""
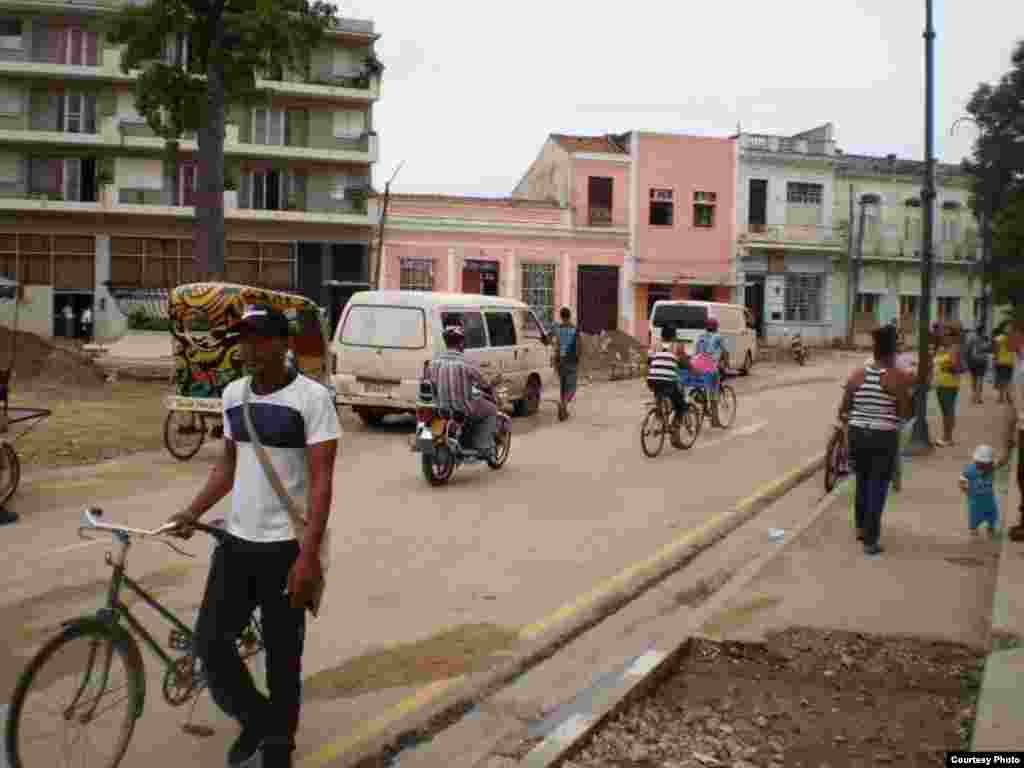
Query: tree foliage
962 40 1024 308
107 0 337 275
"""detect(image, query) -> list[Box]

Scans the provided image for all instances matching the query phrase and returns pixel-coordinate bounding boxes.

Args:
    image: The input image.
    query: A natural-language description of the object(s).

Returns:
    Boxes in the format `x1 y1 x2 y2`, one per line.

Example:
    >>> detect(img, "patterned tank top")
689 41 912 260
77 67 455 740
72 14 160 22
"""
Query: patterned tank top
848 366 900 431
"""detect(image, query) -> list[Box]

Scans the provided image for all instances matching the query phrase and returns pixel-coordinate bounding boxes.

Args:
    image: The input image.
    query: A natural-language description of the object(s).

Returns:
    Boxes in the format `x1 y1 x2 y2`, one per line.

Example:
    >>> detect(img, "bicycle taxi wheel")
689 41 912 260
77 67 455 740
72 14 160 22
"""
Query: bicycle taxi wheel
0 440 20 508
163 411 206 461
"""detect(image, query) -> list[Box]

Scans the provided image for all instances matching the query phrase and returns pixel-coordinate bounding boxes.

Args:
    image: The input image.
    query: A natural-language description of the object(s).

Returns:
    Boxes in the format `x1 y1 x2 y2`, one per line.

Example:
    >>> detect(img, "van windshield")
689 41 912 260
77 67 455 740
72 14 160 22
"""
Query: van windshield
340 305 426 349
652 303 708 331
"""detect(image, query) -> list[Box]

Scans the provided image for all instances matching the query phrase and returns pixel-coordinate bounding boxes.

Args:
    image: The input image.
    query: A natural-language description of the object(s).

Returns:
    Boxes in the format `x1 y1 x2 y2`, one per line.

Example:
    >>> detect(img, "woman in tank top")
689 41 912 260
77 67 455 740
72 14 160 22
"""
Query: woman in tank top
839 325 913 556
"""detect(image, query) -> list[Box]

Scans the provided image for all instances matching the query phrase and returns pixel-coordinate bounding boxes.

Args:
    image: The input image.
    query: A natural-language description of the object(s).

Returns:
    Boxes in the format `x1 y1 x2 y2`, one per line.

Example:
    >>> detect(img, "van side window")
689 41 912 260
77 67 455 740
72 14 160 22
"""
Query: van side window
518 310 545 341
441 310 487 350
485 311 517 347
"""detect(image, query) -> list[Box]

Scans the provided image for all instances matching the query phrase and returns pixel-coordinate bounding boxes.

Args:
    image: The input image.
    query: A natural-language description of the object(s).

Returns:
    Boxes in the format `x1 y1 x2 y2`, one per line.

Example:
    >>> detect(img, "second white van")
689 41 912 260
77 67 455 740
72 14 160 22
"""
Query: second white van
331 291 556 425
649 300 757 375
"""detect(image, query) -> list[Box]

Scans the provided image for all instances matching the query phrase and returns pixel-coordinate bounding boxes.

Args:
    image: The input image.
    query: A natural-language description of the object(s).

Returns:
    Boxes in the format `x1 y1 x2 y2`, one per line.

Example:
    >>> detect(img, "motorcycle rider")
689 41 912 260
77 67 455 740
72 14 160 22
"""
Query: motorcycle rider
424 321 498 460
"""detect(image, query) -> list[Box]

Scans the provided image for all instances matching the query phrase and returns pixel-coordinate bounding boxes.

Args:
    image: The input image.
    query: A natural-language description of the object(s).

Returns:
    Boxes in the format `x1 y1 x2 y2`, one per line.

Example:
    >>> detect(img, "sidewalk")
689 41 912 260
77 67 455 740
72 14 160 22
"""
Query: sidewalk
695 396 1007 650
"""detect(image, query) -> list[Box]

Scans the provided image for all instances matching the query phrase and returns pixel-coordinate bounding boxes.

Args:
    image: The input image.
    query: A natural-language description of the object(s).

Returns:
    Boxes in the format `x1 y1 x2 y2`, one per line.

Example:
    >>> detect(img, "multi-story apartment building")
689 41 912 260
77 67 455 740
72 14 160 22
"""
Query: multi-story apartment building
0 0 381 340
735 123 981 345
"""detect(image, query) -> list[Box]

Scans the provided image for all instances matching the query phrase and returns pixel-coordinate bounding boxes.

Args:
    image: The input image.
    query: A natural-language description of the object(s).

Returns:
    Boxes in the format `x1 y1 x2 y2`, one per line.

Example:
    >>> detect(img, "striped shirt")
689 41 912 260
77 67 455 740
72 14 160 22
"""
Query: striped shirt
647 343 679 384
426 351 483 415
848 366 901 431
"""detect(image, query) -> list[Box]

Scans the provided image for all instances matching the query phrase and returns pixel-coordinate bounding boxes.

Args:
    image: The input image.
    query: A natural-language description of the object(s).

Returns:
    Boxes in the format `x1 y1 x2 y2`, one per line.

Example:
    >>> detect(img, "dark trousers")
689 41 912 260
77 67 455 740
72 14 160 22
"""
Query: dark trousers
194 535 305 748
650 381 688 418
849 426 900 547
1018 429 1024 519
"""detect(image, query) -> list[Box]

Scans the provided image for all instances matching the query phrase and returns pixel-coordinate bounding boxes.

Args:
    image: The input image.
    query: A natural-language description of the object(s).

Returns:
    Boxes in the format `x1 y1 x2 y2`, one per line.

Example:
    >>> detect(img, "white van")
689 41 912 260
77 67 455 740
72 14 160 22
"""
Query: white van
331 290 556 425
648 300 758 375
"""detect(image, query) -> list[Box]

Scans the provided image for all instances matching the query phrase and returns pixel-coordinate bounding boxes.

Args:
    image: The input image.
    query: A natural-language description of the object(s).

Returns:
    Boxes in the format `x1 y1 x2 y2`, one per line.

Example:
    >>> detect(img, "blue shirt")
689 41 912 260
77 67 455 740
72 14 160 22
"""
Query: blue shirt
557 325 578 366
962 463 998 524
696 331 723 362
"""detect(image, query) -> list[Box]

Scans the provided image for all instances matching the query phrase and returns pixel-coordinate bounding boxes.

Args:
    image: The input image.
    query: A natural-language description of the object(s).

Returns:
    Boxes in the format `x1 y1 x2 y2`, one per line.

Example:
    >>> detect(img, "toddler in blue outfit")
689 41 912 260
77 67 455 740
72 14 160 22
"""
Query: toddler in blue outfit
959 444 999 538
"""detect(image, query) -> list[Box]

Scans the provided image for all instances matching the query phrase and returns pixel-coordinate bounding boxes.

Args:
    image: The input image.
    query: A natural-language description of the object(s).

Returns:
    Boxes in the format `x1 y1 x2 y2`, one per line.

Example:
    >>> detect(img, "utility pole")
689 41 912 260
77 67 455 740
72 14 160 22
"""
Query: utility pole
846 185 856 346
853 195 869 338
908 0 936 454
372 161 404 290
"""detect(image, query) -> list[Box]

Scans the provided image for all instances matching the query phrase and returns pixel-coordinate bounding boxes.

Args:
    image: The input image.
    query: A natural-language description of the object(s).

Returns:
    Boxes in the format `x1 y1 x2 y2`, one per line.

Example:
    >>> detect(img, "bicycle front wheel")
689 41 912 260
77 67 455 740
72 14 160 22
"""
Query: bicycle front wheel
6 622 145 768
640 407 667 458
825 429 848 492
716 385 738 429
676 406 701 449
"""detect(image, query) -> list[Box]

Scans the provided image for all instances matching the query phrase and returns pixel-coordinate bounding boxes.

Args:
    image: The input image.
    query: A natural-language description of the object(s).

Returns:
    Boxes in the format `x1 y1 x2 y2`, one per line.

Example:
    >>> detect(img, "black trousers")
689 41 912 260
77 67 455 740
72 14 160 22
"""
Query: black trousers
848 427 900 547
649 380 688 417
194 534 305 748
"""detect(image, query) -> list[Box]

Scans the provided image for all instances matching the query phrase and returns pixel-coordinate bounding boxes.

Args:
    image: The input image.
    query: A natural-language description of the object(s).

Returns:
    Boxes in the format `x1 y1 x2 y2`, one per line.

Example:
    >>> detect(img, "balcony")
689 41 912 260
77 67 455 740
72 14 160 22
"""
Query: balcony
0 46 133 83
740 135 810 154
587 206 612 227
0 119 378 165
740 223 843 249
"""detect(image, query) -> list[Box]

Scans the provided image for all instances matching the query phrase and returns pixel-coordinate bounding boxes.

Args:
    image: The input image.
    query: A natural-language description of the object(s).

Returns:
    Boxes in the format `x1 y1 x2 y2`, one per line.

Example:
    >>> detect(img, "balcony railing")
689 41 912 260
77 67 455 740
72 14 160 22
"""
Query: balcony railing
588 206 612 226
740 223 842 244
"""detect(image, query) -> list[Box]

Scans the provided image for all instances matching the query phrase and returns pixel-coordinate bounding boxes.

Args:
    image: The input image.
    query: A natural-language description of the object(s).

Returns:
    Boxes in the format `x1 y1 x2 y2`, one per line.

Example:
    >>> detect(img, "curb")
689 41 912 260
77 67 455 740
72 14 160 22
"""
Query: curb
517 475 849 768
305 453 826 768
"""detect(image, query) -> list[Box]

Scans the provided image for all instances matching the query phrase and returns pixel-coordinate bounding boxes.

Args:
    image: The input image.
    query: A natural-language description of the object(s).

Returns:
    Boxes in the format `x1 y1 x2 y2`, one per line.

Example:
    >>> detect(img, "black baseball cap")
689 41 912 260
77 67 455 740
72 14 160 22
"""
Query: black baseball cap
238 304 290 337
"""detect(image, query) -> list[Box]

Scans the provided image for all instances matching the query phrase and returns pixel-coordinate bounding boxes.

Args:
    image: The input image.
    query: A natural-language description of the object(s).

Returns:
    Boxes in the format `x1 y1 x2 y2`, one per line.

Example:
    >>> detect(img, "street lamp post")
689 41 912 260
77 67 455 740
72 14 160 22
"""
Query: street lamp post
908 0 937 454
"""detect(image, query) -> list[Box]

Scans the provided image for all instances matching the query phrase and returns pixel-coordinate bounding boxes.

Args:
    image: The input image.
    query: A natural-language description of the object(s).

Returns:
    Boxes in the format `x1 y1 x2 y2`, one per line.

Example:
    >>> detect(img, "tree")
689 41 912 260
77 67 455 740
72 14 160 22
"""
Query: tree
962 39 1024 319
992 189 1024 309
109 0 337 278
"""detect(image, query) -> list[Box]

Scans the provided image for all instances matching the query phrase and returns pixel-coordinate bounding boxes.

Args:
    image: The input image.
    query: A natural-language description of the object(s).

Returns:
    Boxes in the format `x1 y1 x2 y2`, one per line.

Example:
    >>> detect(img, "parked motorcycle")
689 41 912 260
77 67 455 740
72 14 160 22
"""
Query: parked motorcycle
791 331 808 366
413 374 512 486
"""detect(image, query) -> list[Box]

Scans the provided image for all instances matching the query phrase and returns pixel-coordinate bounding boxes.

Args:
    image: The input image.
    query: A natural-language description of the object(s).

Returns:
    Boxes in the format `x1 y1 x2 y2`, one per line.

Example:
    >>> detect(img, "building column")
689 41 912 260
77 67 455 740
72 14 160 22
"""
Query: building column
447 247 459 293
505 249 518 299
378 244 388 290
621 248 635 333
560 252 572 313
321 243 332 307
93 235 124 342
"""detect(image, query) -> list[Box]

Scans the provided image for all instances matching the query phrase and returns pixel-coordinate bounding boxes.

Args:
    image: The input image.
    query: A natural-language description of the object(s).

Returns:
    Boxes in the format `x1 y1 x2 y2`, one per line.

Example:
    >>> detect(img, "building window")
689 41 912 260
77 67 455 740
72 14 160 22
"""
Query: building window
253 108 286 146
938 297 960 324
251 170 304 211
899 295 920 327
521 263 555 326
942 217 960 243
784 273 823 323
399 257 433 291
693 190 716 228
333 109 366 139
856 293 879 318
48 26 98 66
649 188 674 226
0 18 22 50
588 176 613 226
0 83 20 115
786 182 823 205
162 32 190 69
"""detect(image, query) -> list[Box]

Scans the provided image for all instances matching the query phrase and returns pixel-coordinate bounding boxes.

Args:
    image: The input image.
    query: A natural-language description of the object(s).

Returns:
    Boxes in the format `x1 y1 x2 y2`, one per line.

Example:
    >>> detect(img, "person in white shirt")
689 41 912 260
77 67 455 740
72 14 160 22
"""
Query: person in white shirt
168 304 340 768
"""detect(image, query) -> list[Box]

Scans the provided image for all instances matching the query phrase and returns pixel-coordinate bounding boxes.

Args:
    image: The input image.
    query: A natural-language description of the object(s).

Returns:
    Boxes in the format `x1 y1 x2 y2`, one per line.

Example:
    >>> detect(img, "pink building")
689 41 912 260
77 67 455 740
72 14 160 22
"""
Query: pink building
375 130 738 341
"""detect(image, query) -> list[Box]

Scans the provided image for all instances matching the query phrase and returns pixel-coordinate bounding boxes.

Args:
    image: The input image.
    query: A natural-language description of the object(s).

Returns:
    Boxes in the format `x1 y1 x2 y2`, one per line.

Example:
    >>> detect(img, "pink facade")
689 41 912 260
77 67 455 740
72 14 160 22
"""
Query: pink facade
570 158 630 229
381 194 629 332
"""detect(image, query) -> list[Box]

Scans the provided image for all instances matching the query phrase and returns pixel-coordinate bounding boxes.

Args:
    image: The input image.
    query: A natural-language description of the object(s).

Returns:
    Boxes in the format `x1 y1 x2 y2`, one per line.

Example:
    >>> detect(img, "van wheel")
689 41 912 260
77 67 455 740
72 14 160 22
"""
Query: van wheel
740 351 753 376
514 377 542 417
357 409 385 427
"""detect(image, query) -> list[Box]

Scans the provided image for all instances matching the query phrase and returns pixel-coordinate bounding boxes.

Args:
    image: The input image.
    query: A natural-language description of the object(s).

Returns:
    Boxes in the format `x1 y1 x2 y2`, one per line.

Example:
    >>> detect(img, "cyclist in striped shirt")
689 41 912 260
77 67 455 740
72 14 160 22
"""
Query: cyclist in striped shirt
647 324 691 447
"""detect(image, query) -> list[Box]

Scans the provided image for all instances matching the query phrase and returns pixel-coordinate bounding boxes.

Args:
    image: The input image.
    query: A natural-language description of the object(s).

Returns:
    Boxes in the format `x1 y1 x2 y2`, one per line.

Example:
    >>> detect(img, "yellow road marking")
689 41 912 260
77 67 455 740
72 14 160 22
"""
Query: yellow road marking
299 676 465 768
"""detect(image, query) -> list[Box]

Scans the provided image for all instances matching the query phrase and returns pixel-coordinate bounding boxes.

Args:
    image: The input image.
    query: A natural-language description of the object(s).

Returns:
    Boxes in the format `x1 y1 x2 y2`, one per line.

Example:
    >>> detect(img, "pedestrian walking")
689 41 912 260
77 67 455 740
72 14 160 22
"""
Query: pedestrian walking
80 305 93 342
933 324 963 447
965 325 990 404
994 322 1014 404
167 304 340 768
839 324 914 556
553 306 580 422
960 444 999 538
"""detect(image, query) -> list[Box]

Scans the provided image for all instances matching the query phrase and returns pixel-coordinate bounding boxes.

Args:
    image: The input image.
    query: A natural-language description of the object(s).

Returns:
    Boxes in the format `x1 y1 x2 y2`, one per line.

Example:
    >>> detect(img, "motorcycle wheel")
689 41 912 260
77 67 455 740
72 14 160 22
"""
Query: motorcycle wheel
422 446 455 486
487 422 512 469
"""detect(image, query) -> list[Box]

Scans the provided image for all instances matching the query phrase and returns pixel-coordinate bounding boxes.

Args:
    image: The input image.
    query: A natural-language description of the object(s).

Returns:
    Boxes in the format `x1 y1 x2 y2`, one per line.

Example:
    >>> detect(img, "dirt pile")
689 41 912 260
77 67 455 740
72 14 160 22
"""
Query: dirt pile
0 328 106 393
566 627 984 768
579 330 648 381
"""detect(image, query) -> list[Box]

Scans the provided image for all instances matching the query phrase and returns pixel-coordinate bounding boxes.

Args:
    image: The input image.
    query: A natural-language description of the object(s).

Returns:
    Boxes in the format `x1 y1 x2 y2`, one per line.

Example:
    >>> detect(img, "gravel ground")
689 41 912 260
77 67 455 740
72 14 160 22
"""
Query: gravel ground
563 627 984 768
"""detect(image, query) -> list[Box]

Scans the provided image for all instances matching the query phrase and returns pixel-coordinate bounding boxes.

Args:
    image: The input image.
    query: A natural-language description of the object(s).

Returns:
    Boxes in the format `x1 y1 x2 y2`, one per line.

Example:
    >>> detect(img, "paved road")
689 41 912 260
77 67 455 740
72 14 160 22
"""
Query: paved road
0 358 853 767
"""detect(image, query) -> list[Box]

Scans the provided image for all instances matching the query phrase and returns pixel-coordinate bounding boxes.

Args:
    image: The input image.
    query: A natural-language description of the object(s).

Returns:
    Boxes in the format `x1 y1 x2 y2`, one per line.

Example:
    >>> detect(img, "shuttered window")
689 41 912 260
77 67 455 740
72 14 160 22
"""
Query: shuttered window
784 273 823 323
521 263 555 326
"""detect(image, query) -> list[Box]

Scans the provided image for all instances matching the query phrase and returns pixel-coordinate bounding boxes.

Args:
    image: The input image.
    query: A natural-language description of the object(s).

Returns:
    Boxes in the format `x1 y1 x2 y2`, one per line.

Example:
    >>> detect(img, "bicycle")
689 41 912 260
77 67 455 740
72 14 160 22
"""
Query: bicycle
4 508 264 768
682 370 738 430
640 388 700 459
825 420 850 492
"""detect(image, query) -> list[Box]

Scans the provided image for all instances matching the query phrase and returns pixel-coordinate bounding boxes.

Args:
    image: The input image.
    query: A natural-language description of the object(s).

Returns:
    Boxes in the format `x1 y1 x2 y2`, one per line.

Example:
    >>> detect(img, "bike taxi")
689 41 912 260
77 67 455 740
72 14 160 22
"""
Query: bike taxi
163 282 331 460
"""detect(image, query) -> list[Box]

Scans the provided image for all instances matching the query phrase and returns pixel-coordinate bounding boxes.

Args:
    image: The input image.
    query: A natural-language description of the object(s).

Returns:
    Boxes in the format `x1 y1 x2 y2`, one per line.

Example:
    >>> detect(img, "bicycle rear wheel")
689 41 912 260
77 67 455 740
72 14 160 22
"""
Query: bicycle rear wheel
716 385 738 429
825 429 848 492
640 406 667 458
6 622 144 768
675 406 701 449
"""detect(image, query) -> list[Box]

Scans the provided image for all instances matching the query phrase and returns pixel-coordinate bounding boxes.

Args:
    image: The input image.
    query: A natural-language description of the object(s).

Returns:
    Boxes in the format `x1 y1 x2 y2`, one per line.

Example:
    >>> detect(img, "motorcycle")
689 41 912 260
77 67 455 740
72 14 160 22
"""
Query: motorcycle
413 373 512 486
790 331 808 366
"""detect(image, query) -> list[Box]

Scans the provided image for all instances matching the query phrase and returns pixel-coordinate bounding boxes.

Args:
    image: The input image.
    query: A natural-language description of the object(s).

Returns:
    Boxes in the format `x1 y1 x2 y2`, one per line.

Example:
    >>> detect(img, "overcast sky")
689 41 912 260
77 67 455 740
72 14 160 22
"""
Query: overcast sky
334 0 1021 198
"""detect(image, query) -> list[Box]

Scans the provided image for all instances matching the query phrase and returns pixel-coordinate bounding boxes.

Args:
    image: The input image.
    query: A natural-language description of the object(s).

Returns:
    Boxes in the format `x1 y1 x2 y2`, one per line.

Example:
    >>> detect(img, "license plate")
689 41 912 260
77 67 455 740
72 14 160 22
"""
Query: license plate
363 381 393 395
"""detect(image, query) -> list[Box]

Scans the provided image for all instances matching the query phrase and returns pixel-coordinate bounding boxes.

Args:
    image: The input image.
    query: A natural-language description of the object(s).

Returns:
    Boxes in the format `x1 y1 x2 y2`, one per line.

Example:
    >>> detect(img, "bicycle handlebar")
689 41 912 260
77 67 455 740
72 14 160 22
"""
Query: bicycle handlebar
79 507 228 543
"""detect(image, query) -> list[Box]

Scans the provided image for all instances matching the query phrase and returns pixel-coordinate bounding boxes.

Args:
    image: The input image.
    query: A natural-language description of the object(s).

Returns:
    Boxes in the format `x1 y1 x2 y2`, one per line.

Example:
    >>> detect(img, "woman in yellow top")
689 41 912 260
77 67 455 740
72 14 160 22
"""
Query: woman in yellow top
933 324 963 447
993 322 1014 403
